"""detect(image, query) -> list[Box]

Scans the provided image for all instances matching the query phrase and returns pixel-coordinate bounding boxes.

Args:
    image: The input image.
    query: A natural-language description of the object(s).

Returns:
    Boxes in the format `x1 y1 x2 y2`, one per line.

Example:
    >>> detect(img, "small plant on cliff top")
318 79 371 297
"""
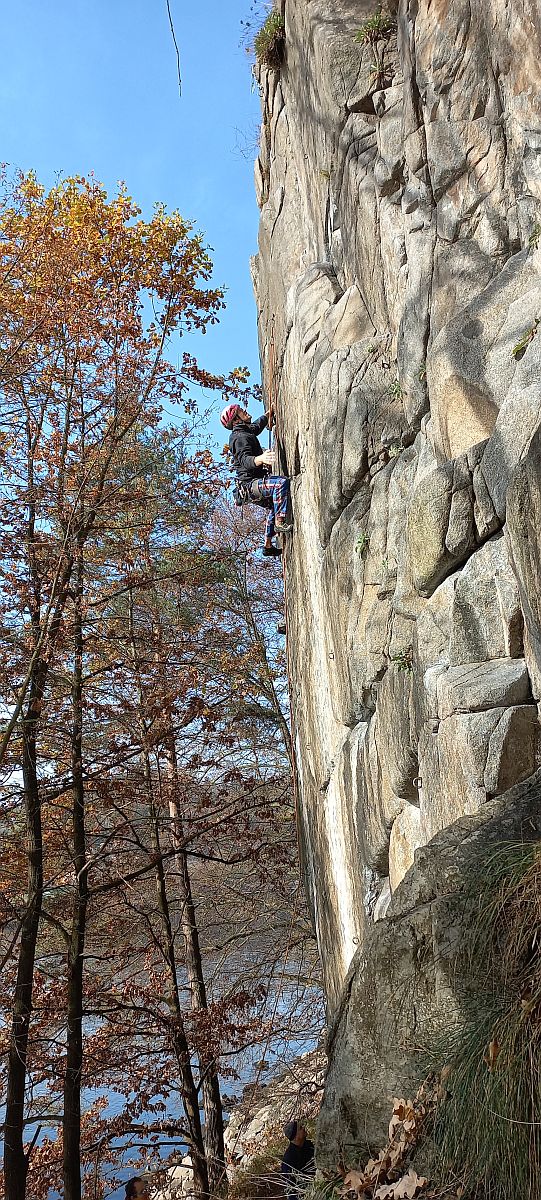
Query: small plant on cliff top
254 10 285 69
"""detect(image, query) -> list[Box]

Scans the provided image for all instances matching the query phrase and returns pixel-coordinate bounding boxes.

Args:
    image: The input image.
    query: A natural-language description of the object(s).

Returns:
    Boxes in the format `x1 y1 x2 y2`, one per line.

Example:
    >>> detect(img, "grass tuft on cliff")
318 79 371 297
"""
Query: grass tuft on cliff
427 840 541 1200
254 11 285 69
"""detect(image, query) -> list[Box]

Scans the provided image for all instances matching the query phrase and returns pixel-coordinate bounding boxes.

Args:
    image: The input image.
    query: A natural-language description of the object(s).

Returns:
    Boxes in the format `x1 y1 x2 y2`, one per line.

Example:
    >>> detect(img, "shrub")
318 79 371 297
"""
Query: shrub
255 10 285 69
390 648 413 672
355 12 396 45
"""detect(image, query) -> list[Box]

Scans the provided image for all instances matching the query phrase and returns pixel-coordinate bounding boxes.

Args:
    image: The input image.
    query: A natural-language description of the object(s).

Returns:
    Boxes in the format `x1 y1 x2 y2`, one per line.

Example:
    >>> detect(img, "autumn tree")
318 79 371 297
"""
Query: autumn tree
60 447 301 1195
0 171 244 1200
0 171 321 1200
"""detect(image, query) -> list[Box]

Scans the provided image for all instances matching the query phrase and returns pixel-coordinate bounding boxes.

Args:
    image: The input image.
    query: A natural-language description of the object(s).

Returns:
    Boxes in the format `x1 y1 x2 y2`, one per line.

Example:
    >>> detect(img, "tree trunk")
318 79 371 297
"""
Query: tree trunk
5 430 46 1200
3 706 43 1200
63 542 88 1200
149 789 209 1198
128 595 209 1197
165 734 226 1192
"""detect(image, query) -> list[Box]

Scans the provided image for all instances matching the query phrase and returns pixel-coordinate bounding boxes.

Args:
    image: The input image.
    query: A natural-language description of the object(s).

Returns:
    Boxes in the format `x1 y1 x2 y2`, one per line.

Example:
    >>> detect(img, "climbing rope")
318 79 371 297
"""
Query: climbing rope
213 327 308 1194
266 321 303 867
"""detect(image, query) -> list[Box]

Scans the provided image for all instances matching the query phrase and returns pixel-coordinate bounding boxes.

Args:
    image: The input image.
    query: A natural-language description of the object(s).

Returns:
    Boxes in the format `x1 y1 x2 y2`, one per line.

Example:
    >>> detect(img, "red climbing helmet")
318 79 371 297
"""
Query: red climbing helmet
220 403 243 429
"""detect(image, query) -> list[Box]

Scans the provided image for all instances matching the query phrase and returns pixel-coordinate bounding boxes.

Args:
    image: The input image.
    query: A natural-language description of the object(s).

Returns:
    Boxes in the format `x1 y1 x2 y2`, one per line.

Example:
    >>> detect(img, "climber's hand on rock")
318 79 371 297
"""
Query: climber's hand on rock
256 449 275 467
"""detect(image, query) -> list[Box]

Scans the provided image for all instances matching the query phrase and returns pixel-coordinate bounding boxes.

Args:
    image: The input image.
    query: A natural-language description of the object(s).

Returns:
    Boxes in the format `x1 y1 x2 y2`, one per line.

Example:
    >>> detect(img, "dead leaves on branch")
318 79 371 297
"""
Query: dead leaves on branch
374 1169 428 1199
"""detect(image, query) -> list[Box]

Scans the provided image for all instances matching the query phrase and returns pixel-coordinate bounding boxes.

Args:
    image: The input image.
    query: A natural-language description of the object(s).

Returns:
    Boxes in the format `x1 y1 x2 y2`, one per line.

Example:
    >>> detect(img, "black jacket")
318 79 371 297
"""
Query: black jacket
280 1140 315 1191
229 414 269 485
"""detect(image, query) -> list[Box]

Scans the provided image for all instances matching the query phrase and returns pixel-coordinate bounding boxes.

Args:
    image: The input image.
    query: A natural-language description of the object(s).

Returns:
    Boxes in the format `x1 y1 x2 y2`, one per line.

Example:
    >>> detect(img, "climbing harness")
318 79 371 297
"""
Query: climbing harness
232 477 273 511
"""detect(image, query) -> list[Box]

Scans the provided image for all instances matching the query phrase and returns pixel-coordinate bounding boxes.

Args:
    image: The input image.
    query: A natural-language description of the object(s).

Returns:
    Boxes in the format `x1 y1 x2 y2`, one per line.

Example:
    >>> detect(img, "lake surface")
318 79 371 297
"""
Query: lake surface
23 1019 319 1198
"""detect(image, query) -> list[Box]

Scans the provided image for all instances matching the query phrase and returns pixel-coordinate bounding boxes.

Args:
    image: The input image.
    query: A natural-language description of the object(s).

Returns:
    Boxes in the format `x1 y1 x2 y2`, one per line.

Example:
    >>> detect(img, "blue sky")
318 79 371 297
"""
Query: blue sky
1 0 265 449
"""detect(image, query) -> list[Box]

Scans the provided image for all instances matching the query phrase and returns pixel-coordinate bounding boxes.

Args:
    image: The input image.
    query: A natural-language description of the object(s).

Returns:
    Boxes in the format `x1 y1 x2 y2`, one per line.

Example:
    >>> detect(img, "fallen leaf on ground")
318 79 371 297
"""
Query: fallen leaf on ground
341 1169 371 1194
374 1168 428 1199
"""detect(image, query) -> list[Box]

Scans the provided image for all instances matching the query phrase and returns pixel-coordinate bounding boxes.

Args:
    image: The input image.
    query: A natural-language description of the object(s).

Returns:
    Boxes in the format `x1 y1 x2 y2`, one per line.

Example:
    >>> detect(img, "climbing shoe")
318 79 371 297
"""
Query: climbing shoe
275 520 293 534
262 545 282 557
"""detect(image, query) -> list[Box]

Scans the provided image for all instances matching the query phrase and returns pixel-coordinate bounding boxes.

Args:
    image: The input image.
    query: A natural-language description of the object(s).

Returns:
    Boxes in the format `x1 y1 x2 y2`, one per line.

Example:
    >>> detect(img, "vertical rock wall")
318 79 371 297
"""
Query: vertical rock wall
253 0 541 1009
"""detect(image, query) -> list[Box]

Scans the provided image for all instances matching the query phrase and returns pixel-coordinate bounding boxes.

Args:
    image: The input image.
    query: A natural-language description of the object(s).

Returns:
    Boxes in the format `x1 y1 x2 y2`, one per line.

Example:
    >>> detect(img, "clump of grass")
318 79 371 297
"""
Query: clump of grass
228 1136 284 1200
512 319 539 360
254 10 285 69
426 841 541 1200
387 378 402 401
528 224 541 251
390 648 413 672
355 12 395 45
355 11 396 89
355 531 370 557
304 1177 343 1200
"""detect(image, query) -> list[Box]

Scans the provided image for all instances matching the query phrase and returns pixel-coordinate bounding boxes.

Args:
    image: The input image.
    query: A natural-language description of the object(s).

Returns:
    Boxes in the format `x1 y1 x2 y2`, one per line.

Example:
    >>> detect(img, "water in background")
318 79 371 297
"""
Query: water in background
101 1021 319 1198
23 979 320 1199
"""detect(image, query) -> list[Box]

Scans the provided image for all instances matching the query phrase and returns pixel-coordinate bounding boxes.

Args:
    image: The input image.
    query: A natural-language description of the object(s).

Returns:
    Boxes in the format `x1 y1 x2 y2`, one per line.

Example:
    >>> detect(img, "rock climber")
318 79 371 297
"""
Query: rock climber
280 1120 315 1197
221 402 292 557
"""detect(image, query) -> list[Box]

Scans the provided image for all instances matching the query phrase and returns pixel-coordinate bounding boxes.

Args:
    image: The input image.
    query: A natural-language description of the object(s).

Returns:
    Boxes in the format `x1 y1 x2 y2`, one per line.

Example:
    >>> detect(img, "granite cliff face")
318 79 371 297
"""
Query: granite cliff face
252 0 541 1159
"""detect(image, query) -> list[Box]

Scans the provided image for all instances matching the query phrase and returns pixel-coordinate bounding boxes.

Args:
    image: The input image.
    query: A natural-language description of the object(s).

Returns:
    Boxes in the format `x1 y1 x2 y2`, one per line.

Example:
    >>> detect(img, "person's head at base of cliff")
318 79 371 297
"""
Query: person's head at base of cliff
284 1119 307 1146
125 1178 150 1199
281 1120 315 1196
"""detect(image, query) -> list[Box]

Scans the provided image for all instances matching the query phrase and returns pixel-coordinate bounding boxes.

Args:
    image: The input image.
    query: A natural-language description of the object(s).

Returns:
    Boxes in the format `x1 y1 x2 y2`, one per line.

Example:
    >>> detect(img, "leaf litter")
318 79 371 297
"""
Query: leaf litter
335 1074 464 1200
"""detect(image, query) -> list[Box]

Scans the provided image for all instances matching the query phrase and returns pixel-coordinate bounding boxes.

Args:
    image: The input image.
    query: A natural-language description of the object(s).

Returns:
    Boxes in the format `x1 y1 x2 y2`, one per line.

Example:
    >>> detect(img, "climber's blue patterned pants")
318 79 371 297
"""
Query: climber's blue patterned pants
253 476 290 539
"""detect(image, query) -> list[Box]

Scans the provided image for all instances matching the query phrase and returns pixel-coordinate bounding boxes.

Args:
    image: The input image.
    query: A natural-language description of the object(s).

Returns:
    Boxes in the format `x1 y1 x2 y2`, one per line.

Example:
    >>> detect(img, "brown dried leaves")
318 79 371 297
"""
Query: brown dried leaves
339 1084 436 1200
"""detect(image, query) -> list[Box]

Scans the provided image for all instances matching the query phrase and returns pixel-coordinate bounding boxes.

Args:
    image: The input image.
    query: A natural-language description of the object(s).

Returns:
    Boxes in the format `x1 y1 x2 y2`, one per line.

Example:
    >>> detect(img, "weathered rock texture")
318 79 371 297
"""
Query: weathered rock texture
253 0 541 1013
317 772 541 1162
